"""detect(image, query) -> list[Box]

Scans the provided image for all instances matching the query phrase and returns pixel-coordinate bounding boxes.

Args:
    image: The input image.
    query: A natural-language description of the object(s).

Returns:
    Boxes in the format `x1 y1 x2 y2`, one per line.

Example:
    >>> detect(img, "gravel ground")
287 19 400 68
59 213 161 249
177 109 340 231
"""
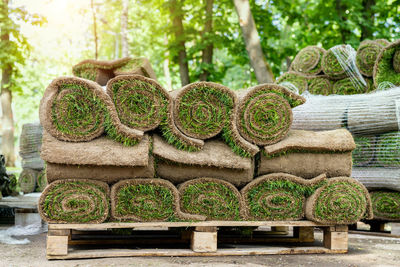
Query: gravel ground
1 230 400 267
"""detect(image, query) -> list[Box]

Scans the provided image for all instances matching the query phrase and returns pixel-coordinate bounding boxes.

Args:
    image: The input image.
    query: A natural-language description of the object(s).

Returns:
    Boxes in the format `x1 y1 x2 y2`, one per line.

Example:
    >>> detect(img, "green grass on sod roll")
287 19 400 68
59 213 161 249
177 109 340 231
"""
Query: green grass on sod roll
374 40 400 87
375 132 400 168
39 179 110 223
243 176 327 221
309 178 371 224
72 63 98 81
370 190 400 220
179 178 242 220
352 136 375 167
113 58 143 73
291 46 325 75
277 72 308 94
356 41 383 77
50 82 139 145
333 78 365 95
322 46 349 79
307 76 332 95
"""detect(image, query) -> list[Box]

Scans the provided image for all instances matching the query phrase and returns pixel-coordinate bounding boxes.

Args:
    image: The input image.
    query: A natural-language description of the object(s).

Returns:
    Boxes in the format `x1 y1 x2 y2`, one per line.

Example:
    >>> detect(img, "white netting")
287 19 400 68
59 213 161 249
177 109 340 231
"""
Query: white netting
0 222 46 245
278 81 300 94
331 44 367 91
352 167 400 191
292 87 400 136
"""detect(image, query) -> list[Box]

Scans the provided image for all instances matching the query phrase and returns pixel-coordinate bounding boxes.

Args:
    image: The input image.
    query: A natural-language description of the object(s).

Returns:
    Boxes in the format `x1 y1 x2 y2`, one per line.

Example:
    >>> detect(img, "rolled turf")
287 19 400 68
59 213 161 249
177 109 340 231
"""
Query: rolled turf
38 179 110 224
333 78 366 95
258 129 356 178
307 76 333 95
305 177 373 224
290 46 326 75
373 40 400 87
370 190 400 221
322 45 349 80
375 132 400 168
237 84 305 146
111 178 205 222
178 178 244 221
106 75 203 152
356 40 384 77
352 136 376 167
172 82 259 157
241 173 327 221
39 77 143 145
36 169 47 192
277 71 308 94
18 168 38 194
72 57 157 86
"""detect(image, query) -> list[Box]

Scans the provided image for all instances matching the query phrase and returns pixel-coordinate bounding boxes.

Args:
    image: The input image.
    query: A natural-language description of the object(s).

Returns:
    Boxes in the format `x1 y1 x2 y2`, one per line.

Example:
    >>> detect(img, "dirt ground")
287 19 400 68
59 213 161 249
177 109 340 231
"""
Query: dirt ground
1 230 400 267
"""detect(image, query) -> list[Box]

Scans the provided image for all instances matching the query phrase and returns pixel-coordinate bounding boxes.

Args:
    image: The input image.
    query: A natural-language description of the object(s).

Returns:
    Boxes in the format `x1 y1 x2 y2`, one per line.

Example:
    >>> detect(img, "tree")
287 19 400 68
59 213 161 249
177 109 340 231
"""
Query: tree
169 0 190 86
121 0 129 57
0 0 42 166
199 0 214 81
90 0 98 59
232 0 274 83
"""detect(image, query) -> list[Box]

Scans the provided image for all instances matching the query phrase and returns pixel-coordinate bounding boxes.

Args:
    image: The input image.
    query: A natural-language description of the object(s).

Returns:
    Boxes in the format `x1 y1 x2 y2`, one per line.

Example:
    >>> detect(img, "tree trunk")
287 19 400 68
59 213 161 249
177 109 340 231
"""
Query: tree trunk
163 35 173 91
233 0 274 84
360 0 375 40
121 0 129 57
335 0 352 43
91 0 98 59
169 0 190 86
1 0 15 167
199 0 214 81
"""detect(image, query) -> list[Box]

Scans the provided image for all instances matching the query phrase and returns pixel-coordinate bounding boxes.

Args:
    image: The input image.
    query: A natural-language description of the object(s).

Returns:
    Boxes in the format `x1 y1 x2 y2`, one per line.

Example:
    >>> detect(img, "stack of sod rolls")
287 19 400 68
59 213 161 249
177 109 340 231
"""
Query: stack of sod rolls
277 39 397 96
18 122 47 193
38 59 371 224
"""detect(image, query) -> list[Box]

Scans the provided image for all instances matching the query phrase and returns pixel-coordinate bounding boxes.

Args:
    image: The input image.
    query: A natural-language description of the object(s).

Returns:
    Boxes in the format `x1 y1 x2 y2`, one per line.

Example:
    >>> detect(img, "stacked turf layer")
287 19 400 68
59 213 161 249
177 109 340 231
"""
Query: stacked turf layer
241 173 327 221
172 82 259 157
72 57 157 86
258 129 356 178
236 84 305 146
19 122 44 170
290 46 326 75
39 77 143 146
40 131 154 183
106 75 203 152
305 177 373 224
152 134 254 187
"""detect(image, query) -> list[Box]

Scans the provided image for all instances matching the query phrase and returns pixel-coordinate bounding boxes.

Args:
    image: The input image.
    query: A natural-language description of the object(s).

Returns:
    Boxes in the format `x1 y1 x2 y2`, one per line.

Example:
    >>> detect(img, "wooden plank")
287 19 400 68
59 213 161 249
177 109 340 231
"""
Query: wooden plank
335 225 348 232
191 231 217 252
323 228 348 251
195 226 217 232
48 220 334 230
391 223 400 236
348 230 400 239
48 229 71 236
47 236 69 256
47 246 346 259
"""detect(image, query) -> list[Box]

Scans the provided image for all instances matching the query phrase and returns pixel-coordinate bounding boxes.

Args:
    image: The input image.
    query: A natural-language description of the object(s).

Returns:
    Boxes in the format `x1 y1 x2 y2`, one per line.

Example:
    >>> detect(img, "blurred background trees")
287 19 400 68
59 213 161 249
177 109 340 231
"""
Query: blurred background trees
0 0 399 166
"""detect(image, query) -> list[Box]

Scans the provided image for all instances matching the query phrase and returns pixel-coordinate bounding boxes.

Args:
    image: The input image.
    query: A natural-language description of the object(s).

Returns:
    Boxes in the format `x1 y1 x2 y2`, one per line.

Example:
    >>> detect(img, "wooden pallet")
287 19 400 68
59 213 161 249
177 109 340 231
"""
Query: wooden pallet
47 221 348 259
349 221 400 238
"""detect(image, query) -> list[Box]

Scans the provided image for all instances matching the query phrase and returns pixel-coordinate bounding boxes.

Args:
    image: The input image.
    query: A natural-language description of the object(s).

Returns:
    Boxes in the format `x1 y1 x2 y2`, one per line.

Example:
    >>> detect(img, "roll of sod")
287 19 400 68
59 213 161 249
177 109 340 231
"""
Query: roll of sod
352 167 400 191
356 41 384 77
370 190 400 221
352 136 376 167
373 40 400 87
374 39 390 47
322 45 348 79
172 82 258 157
333 78 365 95
36 169 47 192
39 77 143 145
375 132 400 168
277 71 308 94
290 46 326 75
38 179 110 223
107 75 203 152
237 84 305 146
178 178 244 221
307 76 332 95
73 57 157 86
305 177 372 224
18 168 38 194
111 179 205 222
73 58 130 86
241 173 327 221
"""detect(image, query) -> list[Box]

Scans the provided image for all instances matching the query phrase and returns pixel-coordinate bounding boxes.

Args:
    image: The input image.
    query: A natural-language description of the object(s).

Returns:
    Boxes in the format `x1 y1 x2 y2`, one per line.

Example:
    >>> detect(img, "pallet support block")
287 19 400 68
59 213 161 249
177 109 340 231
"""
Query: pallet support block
323 226 348 251
191 226 217 252
47 229 71 257
391 223 400 235
294 226 314 242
